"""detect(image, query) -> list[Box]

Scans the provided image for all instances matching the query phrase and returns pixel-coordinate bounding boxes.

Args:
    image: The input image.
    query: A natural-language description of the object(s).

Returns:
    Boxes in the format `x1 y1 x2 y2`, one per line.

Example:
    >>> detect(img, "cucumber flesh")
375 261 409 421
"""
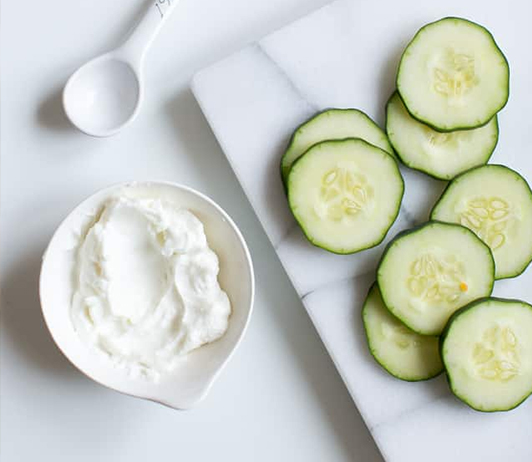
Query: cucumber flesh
287 138 403 254
431 165 532 279
397 17 509 131
442 298 532 412
386 92 498 180
281 109 394 184
363 283 443 381
377 221 494 335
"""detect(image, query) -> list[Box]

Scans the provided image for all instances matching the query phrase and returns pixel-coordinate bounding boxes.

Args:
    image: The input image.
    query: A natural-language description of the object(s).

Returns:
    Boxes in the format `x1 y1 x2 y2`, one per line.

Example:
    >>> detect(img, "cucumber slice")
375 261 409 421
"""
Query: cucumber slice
397 17 509 132
287 138 403 254
386 92 498 180
377 221 494 335
441 298 532 412
363 283 443 381
281 109 394 184
431 165 532 279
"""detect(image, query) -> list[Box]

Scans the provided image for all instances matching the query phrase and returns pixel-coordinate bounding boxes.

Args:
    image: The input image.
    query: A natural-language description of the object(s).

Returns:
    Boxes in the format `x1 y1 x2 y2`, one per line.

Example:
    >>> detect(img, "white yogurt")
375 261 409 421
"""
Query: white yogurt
71 196 231 381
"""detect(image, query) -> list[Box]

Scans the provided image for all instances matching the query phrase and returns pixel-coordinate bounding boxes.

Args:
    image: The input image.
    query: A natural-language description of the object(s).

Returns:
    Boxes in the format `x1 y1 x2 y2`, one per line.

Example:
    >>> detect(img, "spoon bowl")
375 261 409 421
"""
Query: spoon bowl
40 181 255 409
63 55 142 137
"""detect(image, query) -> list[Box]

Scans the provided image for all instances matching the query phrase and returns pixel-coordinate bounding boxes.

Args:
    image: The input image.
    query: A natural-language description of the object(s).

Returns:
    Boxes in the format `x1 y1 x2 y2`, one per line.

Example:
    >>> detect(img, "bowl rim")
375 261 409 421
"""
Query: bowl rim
39 180 255 409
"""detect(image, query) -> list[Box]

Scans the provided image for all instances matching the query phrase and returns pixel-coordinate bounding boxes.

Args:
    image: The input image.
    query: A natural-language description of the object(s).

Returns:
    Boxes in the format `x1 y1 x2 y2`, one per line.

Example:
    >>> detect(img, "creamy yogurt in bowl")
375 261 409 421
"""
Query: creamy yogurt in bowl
40 182 254 408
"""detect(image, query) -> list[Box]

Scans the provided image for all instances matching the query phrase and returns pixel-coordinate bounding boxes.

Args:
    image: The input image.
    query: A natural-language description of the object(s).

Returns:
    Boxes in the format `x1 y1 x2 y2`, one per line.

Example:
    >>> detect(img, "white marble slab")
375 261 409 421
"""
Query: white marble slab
192 0 532 460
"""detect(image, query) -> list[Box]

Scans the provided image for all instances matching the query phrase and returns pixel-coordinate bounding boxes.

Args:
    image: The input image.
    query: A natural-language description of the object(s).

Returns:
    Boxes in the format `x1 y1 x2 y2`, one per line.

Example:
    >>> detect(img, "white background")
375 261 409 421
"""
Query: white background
0 1 382 461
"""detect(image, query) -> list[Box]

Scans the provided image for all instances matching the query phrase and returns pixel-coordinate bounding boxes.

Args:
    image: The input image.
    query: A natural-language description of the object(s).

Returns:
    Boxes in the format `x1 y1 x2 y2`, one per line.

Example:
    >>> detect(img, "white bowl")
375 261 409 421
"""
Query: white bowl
40 181 254 409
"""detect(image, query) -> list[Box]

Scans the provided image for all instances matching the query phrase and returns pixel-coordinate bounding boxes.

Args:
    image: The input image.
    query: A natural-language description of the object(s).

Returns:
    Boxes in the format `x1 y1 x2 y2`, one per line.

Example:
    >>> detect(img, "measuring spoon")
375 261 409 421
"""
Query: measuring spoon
63 0 179 137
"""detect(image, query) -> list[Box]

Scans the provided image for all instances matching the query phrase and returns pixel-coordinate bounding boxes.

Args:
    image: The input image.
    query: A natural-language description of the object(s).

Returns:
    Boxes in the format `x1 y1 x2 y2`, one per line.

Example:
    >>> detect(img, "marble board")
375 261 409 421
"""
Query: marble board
192 0 532 460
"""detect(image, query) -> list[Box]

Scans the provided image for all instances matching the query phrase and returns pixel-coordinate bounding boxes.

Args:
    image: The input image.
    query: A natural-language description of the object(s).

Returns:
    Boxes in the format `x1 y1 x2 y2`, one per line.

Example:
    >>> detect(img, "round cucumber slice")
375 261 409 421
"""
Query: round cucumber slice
441 298 532 412
363 283 443 381
281 109 394 184
386 92 498 180
287 138 404 254
377 221 494 336
431 165 532 279
397 17 510 132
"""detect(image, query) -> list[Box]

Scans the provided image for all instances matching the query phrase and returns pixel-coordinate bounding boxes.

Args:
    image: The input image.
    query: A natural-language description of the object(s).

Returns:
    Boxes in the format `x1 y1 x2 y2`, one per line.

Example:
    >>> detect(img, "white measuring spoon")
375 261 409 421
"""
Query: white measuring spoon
63 0 179 137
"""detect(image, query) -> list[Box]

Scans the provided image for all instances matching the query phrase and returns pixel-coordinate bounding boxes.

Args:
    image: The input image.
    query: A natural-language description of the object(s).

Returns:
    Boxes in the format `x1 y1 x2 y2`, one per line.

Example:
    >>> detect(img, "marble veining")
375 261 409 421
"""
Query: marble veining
300 268 374 301
192 0 532 460
256 43 319 115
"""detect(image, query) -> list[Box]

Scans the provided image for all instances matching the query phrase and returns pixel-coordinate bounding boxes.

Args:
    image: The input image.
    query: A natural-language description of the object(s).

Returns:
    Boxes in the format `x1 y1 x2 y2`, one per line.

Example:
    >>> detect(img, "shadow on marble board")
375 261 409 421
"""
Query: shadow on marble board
350 275 450 403
1 242 80 379
374 34 412 126
167 88 383 462
264 129 298 243
350 275 376 361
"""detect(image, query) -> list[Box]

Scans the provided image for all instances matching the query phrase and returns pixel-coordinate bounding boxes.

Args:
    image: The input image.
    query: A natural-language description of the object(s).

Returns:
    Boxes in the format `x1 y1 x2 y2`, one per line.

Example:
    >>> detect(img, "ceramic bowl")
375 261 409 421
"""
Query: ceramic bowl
40 181 254 409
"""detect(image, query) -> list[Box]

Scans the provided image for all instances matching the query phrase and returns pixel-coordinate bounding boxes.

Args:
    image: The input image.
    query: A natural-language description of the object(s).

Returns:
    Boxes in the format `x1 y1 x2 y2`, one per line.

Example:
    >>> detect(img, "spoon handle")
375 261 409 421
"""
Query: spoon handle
119 0 180 69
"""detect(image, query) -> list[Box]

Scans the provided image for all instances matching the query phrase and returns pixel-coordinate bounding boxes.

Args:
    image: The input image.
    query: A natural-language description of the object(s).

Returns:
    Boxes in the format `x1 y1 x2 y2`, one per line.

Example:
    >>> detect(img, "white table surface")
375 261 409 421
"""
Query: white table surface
0 1 382 461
